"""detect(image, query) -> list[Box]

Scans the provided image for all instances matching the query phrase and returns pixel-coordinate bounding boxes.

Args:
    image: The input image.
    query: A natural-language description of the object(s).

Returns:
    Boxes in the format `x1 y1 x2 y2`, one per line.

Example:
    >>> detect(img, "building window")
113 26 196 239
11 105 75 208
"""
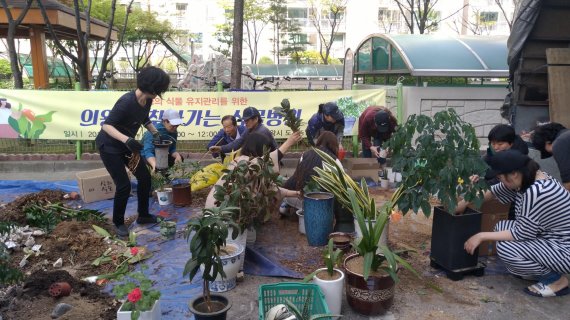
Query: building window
288 8 308 19
176 3 188 11
479 11 499 23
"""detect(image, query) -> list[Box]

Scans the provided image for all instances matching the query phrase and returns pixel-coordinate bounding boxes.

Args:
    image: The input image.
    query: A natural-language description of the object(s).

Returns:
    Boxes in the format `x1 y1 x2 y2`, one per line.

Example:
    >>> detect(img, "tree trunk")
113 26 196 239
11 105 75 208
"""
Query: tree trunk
6 26 23 88
231 0 244 89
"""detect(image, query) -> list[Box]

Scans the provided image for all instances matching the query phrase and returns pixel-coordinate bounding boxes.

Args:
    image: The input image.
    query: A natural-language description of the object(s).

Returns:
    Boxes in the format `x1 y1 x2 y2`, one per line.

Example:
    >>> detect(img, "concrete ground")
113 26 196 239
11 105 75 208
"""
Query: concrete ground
1 159 569 319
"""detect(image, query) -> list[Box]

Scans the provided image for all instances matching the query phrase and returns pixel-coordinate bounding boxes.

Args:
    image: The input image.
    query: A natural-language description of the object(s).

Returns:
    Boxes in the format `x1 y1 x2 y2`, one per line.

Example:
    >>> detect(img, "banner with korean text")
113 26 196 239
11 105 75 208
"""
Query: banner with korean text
0 89 385 140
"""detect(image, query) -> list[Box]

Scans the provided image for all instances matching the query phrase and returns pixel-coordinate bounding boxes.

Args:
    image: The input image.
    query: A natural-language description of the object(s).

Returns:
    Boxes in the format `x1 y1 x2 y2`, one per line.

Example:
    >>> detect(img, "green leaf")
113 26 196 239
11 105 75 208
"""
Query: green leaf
92 225 111 238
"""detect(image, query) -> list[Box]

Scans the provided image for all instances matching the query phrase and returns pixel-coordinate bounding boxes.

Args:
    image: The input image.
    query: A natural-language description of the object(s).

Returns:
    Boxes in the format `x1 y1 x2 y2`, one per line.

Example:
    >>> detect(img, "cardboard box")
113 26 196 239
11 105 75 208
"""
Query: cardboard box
76 168 117 203
342 158 381 182
470 199 510 256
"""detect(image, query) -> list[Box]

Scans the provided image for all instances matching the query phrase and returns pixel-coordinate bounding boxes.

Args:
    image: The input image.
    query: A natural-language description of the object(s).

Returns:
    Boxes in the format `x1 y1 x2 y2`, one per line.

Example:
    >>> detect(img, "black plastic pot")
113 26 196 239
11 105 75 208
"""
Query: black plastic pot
430 206 482 271
189 294 231 320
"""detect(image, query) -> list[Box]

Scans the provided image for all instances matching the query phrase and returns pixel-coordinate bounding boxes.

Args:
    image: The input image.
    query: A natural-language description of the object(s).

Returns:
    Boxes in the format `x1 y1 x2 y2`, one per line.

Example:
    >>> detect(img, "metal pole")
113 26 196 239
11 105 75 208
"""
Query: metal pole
75 82 82 160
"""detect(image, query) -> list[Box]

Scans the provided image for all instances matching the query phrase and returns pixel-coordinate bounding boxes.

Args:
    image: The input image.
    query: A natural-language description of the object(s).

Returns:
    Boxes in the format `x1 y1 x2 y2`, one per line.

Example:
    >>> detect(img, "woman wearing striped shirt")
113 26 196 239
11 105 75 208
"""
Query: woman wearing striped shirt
457 149 570 298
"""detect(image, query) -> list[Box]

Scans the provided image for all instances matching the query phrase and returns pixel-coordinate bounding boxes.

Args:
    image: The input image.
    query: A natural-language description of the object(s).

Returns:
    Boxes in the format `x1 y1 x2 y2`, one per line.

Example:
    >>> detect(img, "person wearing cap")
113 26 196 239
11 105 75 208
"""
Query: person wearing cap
305 102 345 146
206 115 246 158
531 122 570 191
141 109 184 171
457 150 570 298
357 106 397 162
95 66 171 237
208 106 277 155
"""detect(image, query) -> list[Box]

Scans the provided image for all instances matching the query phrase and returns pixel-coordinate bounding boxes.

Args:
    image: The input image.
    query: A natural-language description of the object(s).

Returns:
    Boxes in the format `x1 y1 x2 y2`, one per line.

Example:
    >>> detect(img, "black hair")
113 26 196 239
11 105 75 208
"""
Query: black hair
317 103 324 114
222 115 237 126
137 66 170 98
519 159 540 192
241 132 272 157
488 124 515 143
531 122 566 155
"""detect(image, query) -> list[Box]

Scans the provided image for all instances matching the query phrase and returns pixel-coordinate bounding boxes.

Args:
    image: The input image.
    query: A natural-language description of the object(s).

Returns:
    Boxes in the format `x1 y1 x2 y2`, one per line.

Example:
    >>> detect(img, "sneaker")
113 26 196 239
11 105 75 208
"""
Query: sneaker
115 224 129 237
279 202 290 215
136 214 158 224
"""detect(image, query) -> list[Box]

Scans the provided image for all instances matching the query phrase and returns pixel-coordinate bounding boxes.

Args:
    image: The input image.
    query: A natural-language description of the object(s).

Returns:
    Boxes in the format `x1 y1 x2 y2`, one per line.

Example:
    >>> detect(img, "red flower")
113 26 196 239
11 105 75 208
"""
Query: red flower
127 287 142 303
158 210 170 218
22 109 36 121
130 247 139 256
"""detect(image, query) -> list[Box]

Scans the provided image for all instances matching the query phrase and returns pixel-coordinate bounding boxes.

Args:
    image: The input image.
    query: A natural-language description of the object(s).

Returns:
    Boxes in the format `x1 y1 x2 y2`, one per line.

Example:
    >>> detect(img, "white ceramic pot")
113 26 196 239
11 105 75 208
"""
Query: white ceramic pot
313 268 344 317
117 299 161 320
227 227 248 272
156 188 172 205
353 217 389 251
201 241 244 292
296 209 305 234
380 178 389 189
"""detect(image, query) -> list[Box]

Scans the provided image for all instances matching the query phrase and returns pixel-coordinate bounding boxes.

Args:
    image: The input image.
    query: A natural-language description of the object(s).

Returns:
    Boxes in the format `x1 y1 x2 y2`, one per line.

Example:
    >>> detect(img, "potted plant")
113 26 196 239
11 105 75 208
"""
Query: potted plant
212 150 281 247
167 161 201 206
184 205 242 319
303 238 345 316
384 108 489 279
313 149 416 315
150 170 172 206
113 265 161 320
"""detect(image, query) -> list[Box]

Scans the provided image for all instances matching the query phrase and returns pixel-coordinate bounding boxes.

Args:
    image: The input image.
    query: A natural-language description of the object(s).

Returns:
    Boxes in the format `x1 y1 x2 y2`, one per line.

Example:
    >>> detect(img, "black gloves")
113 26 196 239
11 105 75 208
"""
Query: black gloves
152 131 162 144
125 137 143 152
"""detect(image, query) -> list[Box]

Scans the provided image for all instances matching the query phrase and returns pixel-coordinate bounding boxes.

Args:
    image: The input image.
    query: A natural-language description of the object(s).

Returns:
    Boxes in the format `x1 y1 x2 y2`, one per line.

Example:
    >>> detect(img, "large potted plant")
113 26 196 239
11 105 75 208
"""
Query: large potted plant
313 149 416 316
184 205 241 319
212 150 281 246
384 108 489 279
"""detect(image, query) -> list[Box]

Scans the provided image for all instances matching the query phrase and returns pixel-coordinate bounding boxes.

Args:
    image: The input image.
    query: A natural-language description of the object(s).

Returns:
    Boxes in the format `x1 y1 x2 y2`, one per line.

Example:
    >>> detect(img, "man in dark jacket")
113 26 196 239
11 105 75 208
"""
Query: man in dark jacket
358 106 397 162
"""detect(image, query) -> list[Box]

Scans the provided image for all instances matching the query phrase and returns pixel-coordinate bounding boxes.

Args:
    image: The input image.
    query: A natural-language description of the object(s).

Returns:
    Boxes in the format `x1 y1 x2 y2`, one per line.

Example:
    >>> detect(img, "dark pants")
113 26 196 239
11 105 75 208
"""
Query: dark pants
100 150 151 226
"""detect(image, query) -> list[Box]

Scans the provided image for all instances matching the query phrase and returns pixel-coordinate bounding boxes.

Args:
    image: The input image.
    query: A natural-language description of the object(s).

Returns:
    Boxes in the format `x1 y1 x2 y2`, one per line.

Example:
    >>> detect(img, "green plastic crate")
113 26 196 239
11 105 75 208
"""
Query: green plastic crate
258 282 332 319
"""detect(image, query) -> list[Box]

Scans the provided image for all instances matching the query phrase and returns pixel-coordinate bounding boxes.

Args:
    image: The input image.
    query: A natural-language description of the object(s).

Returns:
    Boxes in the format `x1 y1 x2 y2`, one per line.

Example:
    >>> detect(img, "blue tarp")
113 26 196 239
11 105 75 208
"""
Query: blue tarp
0 179 301 319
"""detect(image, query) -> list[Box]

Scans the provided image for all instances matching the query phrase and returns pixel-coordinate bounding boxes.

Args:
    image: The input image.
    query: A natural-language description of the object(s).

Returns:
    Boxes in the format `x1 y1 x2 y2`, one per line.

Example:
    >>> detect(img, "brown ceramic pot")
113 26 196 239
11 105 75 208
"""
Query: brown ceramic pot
49 282 72 297
343 253 395 316
172 183 191 206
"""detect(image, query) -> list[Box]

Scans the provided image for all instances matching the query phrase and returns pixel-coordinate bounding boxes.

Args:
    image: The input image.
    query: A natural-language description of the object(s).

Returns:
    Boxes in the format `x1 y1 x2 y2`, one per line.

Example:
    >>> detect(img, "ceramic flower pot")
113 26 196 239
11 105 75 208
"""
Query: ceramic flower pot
153 140 172 170
296 209 305 234
117 299 161 320
201 241 244 292
227 227 248 272
303 192 334 246
312 267 345 316
189 294 231 320
343 254 395 316
156 188 172 206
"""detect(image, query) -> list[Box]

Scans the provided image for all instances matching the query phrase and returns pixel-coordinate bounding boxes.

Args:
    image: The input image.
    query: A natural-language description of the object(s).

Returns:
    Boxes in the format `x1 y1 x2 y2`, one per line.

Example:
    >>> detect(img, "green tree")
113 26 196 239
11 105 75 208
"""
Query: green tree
243 0 271 64
258 56 274 64
268 0 288 64
0 59 12 77
122 8 178 73
394 0 464 34
211 21 233 58
282 27 310 64
308 0 347 65
0 0 33 89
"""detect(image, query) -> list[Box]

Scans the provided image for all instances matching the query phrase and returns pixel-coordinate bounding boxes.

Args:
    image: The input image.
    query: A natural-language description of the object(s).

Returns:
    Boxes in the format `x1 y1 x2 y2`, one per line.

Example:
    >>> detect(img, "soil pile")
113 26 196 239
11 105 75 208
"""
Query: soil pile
0 270 118 320
0 190 65 224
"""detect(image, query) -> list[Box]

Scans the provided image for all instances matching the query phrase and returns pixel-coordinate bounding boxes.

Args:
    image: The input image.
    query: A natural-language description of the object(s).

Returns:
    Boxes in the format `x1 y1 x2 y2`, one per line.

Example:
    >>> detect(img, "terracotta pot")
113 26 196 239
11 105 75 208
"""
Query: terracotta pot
343 253 395 316
328 232 353 252
48 282 72 297
189 294 231 320
172 183 191 206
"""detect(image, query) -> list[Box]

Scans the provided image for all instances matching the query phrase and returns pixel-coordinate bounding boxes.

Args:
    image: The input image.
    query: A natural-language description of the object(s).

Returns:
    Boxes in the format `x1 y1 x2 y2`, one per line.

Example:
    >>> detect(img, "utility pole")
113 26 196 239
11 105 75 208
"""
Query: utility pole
461 0 470 35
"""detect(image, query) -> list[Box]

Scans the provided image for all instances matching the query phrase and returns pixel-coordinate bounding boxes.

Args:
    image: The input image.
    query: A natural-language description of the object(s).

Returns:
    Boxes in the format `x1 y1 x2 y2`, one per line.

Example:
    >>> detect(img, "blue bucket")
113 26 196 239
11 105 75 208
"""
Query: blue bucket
303 192 334 246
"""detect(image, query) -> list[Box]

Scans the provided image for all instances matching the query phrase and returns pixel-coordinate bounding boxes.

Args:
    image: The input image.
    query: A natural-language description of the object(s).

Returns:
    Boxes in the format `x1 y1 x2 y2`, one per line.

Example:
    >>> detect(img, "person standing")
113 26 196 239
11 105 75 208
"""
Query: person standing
209 106 277 155
95 66 171 237
531 122 570 191
357 106 397 163
141 109 184 171
305 102 345 146
206 115 246 158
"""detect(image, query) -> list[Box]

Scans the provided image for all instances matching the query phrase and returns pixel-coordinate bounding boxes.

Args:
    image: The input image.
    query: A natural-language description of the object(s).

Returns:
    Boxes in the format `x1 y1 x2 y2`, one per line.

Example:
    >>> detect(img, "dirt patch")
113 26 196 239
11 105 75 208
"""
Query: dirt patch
1 270 118 320
9 220 118 279
0 190 65 224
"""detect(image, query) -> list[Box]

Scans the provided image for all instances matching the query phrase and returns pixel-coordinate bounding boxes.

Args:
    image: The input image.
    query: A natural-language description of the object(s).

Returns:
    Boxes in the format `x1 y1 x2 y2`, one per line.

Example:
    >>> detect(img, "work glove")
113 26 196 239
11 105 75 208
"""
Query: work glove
152 131 162 144
125 137 143 152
